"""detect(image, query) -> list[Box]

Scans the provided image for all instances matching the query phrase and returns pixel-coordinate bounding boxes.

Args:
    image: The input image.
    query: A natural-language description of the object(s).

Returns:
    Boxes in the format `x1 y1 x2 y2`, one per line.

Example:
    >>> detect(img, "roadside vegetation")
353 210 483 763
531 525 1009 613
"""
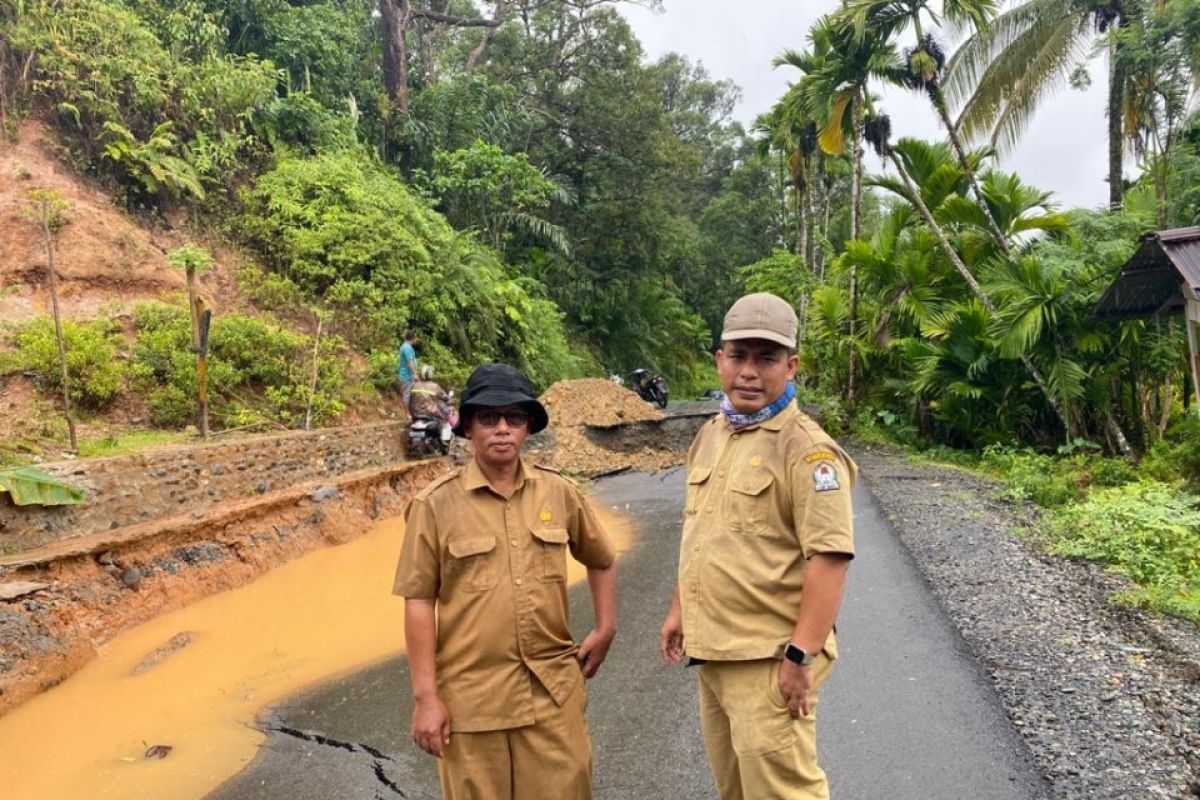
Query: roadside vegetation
1 1 1199 620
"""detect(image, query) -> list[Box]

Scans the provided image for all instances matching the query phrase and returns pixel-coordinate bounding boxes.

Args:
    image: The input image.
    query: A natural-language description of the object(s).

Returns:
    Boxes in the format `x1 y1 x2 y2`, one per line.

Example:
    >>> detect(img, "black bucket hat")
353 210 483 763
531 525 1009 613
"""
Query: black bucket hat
452 363 549 437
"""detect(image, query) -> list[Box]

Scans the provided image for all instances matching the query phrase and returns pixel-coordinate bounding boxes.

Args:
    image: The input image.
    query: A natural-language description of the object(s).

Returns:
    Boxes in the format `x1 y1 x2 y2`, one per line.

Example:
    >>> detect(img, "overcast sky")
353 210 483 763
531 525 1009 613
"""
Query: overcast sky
620 0 1113 210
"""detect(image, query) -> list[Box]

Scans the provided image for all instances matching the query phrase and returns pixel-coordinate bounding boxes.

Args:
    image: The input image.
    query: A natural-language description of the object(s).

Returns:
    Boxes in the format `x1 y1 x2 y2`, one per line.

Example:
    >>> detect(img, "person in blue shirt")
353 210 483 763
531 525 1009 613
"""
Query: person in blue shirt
398 331 419 416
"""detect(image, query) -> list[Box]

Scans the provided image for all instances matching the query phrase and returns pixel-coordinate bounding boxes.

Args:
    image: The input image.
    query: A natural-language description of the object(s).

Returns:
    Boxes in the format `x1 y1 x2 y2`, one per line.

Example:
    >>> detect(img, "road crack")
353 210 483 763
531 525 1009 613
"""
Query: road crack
267 723 405 797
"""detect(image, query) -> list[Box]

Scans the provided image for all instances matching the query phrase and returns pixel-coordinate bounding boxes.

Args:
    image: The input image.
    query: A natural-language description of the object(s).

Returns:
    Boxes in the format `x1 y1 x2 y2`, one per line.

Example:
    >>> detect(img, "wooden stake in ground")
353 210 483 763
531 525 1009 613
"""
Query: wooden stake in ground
168 245 214 438
303 310 325 432
33 193 77 453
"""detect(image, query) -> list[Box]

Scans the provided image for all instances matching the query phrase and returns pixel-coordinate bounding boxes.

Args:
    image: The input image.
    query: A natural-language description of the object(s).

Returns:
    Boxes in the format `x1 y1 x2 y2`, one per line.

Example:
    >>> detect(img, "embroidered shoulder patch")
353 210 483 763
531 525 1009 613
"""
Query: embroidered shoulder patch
812 461 840 492
804 450 837 464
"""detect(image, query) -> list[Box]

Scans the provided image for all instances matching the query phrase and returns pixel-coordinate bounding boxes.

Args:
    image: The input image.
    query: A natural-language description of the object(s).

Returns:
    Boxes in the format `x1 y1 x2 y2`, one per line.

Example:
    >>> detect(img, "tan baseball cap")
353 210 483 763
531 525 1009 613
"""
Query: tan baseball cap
721 292 797 349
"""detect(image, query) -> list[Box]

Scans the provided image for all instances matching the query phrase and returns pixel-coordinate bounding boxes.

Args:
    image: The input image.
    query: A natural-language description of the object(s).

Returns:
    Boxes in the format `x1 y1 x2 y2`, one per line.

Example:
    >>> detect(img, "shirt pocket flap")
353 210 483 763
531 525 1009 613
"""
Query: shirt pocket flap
730 472 773 497
531 526 569 544
686 466 713 485
448 536 497 558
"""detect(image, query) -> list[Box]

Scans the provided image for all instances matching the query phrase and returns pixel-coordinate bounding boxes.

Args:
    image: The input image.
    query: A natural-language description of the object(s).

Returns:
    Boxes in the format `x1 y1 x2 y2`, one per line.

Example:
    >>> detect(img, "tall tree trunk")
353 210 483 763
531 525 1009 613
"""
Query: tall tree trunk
380 0 411 114
886 150 1086 441
795 183 807 261
813 153 826 278
1107 28 1126 210
40 200 77 453
847 96 863 406
931 86 1011 256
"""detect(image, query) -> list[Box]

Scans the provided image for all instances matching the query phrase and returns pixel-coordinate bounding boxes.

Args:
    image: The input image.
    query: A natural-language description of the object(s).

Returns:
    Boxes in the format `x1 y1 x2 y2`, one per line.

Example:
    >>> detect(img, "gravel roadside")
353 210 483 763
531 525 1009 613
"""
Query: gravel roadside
852 444 1200 799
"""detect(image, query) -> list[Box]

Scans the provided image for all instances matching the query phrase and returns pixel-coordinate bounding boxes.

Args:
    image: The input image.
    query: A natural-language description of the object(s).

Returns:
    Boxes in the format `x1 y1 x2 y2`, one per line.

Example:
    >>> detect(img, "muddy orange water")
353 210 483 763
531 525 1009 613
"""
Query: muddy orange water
0 500 632 800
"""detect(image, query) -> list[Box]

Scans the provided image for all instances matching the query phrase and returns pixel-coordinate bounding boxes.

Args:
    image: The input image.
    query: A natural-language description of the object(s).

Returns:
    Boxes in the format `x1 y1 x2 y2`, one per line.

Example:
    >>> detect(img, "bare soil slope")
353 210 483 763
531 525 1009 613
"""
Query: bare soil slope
0 121 189 322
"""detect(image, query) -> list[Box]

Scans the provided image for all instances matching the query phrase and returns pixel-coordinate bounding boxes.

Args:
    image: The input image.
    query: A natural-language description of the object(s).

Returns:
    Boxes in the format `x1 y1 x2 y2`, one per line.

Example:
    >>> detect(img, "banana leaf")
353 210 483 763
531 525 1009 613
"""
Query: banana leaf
0 467 85 506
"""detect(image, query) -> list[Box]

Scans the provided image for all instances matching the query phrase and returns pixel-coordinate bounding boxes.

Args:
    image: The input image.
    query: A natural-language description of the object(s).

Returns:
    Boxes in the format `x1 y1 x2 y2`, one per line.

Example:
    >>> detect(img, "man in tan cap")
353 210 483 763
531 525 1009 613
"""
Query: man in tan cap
659 292 856 799
394 363 618 799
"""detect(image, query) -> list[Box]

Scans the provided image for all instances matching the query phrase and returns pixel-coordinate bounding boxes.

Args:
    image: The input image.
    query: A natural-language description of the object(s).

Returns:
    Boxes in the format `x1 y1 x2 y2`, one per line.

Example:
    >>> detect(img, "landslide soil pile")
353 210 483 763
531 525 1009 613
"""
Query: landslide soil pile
537 378 680 476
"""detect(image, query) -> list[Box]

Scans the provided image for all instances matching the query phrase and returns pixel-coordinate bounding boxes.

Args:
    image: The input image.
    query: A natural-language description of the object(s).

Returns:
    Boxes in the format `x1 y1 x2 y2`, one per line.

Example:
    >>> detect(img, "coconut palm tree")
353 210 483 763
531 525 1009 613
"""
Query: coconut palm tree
942 0 1134 209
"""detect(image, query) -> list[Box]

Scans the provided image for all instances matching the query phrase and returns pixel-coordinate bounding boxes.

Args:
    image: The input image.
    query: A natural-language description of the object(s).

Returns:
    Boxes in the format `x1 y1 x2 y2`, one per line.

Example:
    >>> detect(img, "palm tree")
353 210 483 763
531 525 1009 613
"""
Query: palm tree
864 133 1078 435
942 0 1133 209
842 0 1014 254
776 14 904 403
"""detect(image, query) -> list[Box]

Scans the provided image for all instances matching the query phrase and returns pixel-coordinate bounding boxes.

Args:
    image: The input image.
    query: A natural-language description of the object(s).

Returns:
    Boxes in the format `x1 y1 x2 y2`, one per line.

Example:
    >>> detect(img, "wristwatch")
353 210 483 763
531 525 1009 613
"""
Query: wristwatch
783 642 816 667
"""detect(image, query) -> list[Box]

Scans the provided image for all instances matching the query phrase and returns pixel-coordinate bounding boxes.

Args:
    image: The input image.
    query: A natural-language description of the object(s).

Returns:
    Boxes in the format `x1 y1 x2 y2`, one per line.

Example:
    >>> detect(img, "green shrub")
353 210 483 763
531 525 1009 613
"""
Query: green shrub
1142 416 1200 487
130 302 350 428
237 151 585 389
13 317 126 408
1045 482 1200 623
979 445 1079 507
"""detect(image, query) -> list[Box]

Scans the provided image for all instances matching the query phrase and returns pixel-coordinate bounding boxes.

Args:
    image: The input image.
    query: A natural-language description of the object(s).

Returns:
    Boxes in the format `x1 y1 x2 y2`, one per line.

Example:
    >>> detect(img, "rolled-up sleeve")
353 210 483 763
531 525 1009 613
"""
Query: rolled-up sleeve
392 497 441 598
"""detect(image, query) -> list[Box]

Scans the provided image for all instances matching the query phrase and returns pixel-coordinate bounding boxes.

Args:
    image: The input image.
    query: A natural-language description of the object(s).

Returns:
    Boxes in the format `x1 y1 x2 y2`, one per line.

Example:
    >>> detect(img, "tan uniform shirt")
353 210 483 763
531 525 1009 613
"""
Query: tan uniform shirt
679 402 856 661
393 458 616 733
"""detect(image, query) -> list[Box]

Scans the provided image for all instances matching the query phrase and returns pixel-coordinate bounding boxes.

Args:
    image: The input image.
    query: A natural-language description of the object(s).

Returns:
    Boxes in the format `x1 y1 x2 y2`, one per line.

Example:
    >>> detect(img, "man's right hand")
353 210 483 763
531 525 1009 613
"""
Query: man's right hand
412 694 451 758
659 609 685 664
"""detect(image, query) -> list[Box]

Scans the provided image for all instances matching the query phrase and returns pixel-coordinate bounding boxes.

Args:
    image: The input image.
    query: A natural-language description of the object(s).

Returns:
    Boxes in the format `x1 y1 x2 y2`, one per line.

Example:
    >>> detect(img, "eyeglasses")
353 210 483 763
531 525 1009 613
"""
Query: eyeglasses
474 409 530 428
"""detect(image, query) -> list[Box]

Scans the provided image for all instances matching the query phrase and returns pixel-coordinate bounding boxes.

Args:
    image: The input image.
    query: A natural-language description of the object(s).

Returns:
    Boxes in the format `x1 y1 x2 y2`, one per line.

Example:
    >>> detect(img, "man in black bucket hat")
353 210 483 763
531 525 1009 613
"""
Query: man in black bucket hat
394 363 618 800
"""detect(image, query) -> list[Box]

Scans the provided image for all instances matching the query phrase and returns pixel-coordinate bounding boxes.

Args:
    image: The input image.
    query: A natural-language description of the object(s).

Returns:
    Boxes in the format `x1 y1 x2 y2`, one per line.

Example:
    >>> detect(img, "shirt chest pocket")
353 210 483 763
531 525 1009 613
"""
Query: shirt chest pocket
728 472 775 535
447 536 498 592
685 466 713 516
531 526 569 583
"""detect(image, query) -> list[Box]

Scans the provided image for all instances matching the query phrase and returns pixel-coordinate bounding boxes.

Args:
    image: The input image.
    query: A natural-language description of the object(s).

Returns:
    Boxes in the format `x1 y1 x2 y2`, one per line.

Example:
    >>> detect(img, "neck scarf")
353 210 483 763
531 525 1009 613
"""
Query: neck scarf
720 381 795 431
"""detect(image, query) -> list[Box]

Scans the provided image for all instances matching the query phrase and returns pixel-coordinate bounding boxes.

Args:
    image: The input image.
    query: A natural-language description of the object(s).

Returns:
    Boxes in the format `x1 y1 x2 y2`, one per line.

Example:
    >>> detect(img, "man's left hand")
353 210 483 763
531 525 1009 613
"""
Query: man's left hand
576 627 616 678
778 659 814 717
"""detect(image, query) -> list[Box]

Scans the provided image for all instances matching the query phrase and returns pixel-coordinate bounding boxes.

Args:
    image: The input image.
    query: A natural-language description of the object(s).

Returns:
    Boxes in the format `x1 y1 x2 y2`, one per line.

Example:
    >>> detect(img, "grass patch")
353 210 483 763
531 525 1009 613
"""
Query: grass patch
1043 482 1200 624
76 430 185 458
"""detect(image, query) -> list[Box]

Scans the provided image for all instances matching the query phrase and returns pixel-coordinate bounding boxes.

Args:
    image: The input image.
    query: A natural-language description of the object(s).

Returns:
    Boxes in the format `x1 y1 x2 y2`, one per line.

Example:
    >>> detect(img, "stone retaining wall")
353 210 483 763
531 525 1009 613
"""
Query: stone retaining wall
0 422 406 552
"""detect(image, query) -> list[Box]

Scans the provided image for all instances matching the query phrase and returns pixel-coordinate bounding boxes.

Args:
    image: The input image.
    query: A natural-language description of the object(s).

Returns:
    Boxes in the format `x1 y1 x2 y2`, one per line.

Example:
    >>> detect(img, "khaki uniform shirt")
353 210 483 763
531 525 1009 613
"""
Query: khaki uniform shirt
679 402 856 661
393 457 616 733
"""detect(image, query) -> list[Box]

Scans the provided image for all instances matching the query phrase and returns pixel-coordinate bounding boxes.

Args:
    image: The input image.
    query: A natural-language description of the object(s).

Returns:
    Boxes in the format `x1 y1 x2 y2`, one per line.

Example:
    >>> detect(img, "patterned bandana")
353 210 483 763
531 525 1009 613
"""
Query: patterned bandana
720 381 796 431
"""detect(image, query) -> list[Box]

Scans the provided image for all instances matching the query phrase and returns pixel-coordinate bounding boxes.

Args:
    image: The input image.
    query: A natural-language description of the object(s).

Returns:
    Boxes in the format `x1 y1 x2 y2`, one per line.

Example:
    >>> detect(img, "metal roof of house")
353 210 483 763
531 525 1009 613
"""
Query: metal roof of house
1091 226 1200 322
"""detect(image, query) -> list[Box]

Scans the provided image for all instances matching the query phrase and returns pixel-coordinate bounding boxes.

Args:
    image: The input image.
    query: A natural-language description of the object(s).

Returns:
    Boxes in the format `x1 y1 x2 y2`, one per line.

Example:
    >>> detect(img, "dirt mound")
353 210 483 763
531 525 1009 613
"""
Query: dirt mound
537 379 678 476
540 378 664 427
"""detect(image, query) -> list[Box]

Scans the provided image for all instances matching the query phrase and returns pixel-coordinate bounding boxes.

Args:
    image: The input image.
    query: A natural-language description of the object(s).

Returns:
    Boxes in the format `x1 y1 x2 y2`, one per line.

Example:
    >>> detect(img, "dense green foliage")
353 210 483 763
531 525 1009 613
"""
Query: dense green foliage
12 318 126 408
236 150 586 389
1043 482 1200 623
129 302 349 428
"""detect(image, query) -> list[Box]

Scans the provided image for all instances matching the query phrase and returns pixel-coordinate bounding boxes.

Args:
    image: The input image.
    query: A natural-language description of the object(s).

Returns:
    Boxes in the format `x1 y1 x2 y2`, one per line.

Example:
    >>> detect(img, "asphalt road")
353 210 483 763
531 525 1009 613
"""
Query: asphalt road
209 467 1049 800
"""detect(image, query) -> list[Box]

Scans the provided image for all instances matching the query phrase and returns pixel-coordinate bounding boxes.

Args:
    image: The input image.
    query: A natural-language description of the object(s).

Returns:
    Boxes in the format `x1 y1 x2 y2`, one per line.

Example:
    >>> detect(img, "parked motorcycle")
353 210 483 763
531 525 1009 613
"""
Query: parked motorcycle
628 369 669 409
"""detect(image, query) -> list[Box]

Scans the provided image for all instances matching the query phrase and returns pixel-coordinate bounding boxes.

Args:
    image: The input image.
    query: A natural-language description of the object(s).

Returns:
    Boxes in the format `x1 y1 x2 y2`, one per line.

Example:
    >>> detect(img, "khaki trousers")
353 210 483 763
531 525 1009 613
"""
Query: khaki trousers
698 653 835 800
438 675 592 800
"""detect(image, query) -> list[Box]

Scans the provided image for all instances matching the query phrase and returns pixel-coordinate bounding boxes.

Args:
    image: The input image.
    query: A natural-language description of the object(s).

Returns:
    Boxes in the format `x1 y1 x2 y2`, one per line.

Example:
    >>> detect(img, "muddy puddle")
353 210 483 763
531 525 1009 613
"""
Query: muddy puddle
0 500 631 800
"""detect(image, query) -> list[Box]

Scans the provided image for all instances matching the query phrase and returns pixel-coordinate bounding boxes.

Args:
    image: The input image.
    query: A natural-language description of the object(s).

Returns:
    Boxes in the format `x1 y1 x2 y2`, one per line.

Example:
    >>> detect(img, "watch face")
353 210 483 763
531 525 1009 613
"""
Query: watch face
785 643 812 665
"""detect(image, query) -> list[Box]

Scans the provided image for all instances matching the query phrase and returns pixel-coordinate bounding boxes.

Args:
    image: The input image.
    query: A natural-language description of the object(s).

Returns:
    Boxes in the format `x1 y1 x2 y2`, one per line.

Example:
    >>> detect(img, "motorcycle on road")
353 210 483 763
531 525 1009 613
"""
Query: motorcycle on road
628 369 669 409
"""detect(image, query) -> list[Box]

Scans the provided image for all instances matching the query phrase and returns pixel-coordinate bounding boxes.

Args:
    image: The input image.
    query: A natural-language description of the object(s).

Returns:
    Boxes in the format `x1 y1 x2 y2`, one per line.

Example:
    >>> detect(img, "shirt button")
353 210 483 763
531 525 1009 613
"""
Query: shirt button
693 545 701 551
515 578 524 586
705 506 713 513
718 470 726 477
732 434 739 440
510 539 518 547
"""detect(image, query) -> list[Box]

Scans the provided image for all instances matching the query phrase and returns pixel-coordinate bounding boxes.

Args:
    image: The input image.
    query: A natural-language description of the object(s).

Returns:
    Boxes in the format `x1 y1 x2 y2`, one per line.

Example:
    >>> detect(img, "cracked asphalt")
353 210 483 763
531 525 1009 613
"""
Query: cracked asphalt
207 467 1049 800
